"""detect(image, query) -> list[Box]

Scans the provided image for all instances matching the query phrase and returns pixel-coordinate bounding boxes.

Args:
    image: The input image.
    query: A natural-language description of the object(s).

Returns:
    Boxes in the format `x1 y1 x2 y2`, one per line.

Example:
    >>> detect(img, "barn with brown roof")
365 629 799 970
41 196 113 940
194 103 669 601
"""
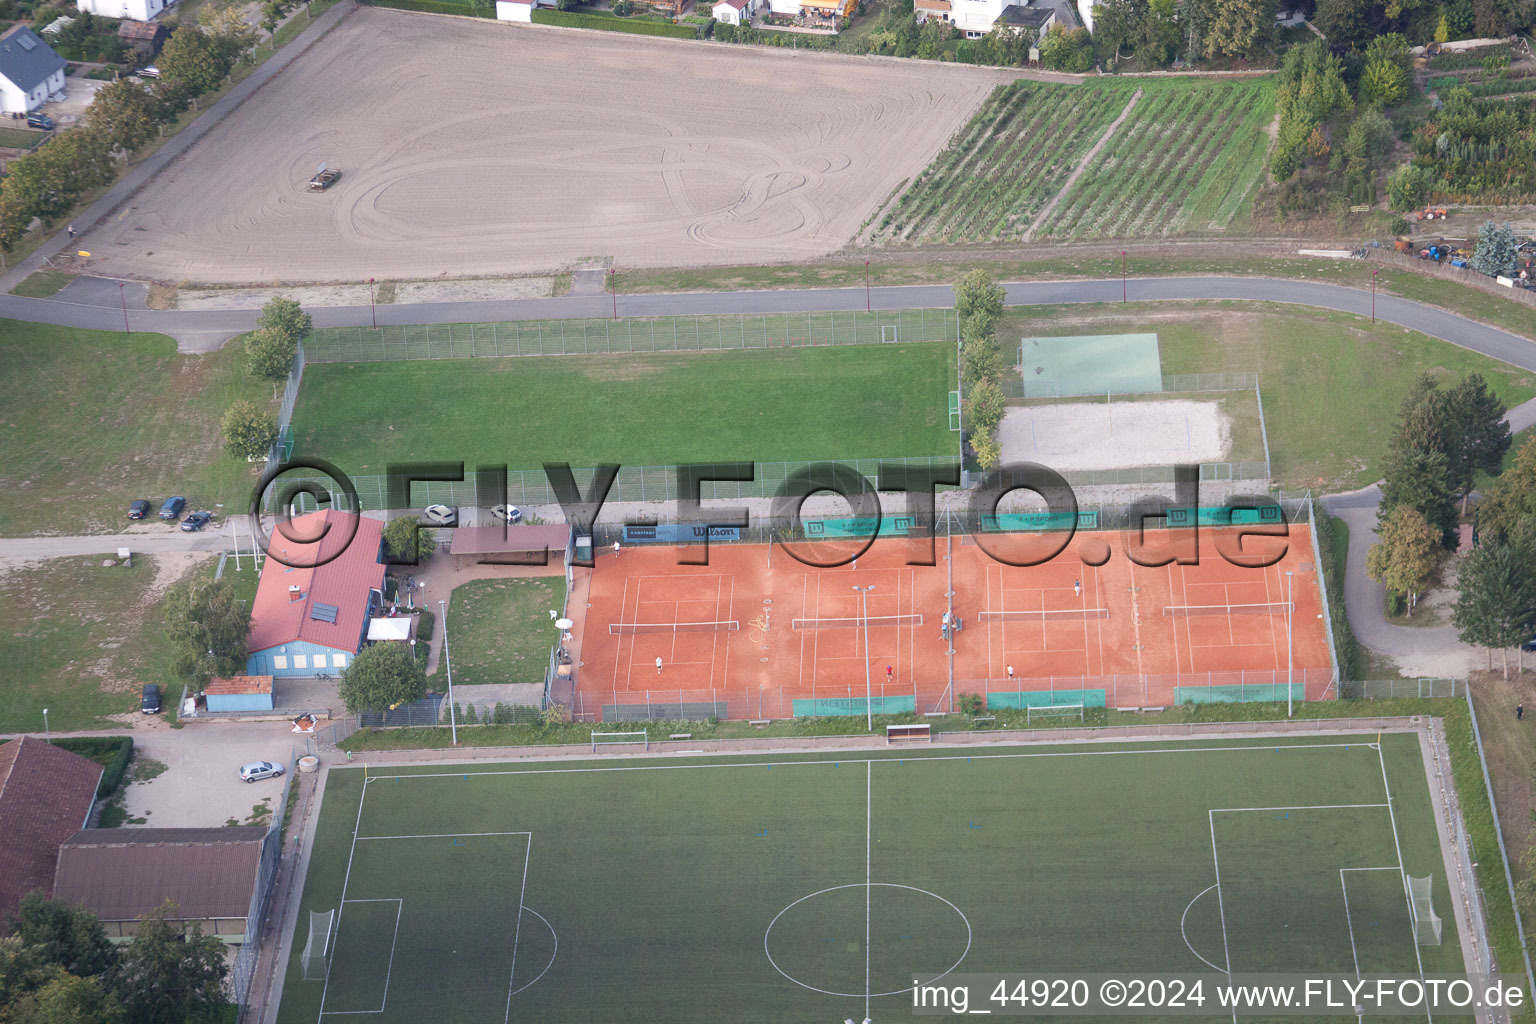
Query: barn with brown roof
53 827 271 942
0 736 103 934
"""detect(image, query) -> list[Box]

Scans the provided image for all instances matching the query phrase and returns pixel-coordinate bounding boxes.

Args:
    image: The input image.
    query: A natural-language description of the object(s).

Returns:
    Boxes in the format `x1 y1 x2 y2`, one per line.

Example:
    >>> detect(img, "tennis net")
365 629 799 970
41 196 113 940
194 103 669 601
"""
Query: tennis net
1162 602 1293 617
979 608 1109 622
791 614 924 630
608 620 740 635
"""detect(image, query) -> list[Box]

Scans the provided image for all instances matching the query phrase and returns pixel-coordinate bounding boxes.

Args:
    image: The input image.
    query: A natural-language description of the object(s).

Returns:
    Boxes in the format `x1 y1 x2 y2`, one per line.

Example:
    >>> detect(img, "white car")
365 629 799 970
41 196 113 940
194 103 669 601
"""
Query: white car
239 761 284 783
423 504 458 527
492 504 522 524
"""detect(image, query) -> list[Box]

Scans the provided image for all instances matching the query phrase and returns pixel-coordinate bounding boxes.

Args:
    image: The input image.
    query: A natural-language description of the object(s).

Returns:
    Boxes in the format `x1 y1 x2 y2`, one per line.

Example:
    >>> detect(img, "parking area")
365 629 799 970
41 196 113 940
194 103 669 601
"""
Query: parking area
120 719 308 827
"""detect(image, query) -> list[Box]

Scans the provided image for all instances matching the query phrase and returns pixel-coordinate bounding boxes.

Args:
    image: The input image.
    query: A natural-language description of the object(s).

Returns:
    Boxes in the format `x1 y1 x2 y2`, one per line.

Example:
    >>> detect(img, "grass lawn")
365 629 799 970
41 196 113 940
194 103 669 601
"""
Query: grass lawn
10 270 73 298
1000 302 1536 491
292 343 956 473
0 555 199 732
0 125 44 148
0 320 275 536
277 734 1459 1023
443 577 566 686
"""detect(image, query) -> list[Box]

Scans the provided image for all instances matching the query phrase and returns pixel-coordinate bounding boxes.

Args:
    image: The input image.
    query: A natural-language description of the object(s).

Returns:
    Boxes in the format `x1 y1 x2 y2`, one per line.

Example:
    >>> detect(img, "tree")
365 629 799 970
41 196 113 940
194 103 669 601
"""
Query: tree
1313 0 1375 47
1379 445 1458 545
162 577 249 685
1476 434 1536 544
964 377 1007 435
1366 505 1441 615
1453 543 1536 677
9 894 115 980
1091 0 1144 60
244 327 297 396
381 515 438 565
1039 24 1094 70
1386 163 1434 211
1135 0 1180 65
1442 373 1510 501
972 434 1002 469
87 80 163 154
108 904 227 1024
1202 0 1272 58
156 27 230 96
256 295 312 344
6 971 124 1024
953 269 1004 331
960 336 1003 384
1471 220 1518 278
220 399 277 462
1364 32 1412 74
338 642 427 714
1359 58 1408 107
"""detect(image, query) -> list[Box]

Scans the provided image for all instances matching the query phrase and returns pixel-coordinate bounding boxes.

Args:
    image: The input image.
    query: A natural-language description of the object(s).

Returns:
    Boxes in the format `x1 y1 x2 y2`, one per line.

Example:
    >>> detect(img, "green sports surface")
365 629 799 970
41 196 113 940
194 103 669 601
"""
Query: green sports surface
277 734 1463 1023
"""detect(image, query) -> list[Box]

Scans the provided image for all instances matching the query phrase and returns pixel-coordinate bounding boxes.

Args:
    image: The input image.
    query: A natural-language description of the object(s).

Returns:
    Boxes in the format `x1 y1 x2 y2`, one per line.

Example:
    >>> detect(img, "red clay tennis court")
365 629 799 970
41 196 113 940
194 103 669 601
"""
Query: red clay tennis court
570 525 1334 721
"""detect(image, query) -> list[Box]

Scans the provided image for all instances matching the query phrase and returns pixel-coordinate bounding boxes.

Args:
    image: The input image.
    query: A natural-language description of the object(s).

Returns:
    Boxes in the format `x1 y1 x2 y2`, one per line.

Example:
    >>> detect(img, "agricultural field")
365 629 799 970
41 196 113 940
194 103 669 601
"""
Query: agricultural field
874 78 1274 245
1037 78 1275 239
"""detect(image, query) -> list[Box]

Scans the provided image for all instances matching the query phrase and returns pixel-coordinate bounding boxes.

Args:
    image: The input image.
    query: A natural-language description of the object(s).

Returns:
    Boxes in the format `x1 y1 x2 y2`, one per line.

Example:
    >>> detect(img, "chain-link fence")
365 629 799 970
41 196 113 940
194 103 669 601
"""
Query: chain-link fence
264 343 305 465
1337 678 1465 699
229 758 291 1009
1005 371 1260 400
301 308 958 363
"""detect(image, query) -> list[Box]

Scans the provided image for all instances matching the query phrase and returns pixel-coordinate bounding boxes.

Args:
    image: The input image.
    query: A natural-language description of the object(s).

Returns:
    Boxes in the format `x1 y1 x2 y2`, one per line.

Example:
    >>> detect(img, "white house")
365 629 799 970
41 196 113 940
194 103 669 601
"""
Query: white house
496 0 534 20
0 26 66 115
926 0 1030 36
76 0 165 22
1075 0 1092 32
712 0 760 24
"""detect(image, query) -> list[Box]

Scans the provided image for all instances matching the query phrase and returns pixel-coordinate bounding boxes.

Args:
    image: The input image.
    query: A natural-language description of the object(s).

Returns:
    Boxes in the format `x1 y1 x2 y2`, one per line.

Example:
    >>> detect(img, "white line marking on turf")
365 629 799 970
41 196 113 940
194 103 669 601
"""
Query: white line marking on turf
1180 885 1225 972
356 831 531 841
507 908 559 997
1207 810 1238 1024
503 833 533 1024
317 777 372 1023
865 759 872 1022
1209 804 1388 814
358 741 1376 783
1377 744 1433 1023
319 899 403 1016
1340 871 1362 978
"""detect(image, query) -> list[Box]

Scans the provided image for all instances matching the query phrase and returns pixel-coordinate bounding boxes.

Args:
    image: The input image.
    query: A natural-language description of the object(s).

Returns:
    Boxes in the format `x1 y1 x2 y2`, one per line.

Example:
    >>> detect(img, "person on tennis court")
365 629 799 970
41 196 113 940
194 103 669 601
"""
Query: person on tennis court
1007 664 1015 681
613 541 621 559
1074 579 1082 597
655 656 663 675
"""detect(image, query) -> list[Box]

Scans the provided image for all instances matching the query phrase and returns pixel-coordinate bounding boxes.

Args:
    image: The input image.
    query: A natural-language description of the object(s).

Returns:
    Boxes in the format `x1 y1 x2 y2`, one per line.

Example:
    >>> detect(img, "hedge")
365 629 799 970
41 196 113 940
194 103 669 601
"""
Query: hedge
51 736 134 798
531 9 698 37
364 0 494 15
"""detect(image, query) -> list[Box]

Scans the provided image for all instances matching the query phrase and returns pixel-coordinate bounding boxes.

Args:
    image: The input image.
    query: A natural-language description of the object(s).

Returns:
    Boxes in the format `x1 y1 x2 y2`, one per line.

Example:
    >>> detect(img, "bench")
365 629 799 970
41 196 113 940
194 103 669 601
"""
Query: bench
749 719 771 727
669 733 692 741
972 716 997 728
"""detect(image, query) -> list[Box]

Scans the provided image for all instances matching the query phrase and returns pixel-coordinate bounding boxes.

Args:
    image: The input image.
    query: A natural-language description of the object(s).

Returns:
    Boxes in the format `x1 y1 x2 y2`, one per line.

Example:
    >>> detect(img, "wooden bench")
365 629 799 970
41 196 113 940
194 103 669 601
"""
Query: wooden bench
669 733 692 741
749 719 771 728
972 716 997 728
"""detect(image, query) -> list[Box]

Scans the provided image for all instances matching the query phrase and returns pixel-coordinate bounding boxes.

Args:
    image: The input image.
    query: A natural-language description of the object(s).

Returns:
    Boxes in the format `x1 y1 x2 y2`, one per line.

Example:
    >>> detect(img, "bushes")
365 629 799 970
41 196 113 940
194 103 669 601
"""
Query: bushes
51 737 135 798
531 9 699 35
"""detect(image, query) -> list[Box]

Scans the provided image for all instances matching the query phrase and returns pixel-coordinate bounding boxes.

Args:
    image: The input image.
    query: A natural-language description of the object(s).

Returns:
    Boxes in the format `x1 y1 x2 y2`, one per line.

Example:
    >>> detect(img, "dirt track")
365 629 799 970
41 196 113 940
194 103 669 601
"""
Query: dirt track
89 11 1009 285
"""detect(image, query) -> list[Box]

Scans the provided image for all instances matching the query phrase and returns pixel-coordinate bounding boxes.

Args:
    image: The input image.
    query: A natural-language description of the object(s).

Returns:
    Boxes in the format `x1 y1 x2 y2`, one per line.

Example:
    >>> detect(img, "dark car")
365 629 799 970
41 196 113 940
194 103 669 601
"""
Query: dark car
158 496 186 520
140 683 161 714
1524 636 1536 653
180 510 212 532
308 168 340 192
25 112 53 131
128 500 151 520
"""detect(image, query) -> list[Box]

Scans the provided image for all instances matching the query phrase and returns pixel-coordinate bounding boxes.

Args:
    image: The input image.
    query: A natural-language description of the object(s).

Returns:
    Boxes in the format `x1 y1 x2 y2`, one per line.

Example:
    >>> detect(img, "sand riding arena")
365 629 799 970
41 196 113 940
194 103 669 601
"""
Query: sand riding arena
87 10 1012 285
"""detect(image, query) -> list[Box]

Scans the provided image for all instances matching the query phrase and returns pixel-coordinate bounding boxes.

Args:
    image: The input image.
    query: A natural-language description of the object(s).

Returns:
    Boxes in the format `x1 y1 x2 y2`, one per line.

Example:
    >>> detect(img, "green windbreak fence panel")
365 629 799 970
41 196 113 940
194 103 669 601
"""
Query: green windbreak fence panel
985 690 1106 709
792 696 917 717
981 510 1099 532
802 517 918 539
1165 506 1285 526
1175 684 1303 704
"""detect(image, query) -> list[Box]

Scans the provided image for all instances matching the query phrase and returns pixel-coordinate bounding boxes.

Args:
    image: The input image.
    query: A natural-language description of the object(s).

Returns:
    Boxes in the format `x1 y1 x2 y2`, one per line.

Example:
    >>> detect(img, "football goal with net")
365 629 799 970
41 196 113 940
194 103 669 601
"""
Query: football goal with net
301 909 336 981
1407 875 1442 945
591 731 649 752
1026 703 1085 723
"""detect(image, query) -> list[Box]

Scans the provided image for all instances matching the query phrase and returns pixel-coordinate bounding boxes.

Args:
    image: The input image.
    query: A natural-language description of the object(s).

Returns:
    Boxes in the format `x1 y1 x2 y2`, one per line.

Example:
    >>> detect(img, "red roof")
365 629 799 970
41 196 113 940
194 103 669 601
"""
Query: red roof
248 511 385 654
715 0 749 9
206 675 274 695
0 737 102 935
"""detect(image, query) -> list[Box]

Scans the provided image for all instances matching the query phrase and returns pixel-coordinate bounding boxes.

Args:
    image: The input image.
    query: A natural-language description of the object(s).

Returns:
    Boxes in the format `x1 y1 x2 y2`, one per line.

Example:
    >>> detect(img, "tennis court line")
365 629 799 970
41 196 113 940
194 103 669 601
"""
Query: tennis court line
321 898 403 1017
359 740 1382 782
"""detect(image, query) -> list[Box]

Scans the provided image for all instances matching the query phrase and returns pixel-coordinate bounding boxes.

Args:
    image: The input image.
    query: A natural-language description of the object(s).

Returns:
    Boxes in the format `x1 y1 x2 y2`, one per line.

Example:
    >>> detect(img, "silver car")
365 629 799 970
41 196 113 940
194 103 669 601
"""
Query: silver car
239 761 284 783
423 504 457 527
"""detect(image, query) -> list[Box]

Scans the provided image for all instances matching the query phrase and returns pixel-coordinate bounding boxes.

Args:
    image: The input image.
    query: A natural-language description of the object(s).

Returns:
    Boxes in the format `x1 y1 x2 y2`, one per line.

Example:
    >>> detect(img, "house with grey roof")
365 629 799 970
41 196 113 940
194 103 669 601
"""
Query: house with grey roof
0 26 67 115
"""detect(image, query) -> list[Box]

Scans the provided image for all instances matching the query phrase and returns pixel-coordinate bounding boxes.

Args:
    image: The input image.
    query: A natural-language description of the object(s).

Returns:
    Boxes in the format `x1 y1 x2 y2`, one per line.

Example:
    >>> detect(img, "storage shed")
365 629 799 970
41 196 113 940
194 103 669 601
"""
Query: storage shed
205 674 275 713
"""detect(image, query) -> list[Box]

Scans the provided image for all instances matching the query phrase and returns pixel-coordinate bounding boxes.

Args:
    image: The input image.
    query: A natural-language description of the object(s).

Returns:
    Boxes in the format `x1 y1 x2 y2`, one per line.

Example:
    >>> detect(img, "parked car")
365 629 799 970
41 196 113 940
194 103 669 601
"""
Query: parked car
307 167 340 192
128 500 150 519
239 761 284 783
137 65 160 78
423 504 457 527
492 504 522 524
25 112 53 130
140 683 161 715
158 496 185 520
180 510 212 532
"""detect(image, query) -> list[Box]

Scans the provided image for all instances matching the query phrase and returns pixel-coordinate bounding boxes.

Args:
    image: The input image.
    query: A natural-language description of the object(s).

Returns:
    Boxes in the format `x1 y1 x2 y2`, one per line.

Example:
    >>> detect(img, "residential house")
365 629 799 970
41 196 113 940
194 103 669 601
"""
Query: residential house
921 0 1043 36
996 2 1053 32
245 510 386 678
712 0 760 25
495 0 540 22
0 737 103 934
914 0 952 22
0 26 67 115
77 0 167 23
53 827 271 942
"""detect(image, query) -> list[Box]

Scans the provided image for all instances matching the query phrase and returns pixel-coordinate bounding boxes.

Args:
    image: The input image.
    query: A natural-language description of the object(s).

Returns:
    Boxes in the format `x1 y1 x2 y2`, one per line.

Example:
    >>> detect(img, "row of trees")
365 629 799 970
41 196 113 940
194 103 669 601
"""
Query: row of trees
1453 435 1536 676
954 270 1008 470
220 297 311 462
2 893 228 1024
0 12 255 252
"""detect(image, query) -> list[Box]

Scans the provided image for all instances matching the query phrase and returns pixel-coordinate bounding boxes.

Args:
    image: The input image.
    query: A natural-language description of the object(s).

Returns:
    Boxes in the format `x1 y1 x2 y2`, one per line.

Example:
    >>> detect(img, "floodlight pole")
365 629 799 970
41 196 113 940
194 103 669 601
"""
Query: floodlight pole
1371 269 1378 324
1285 571 1294 717
611 269 617 320
1121 250 1127 302
864 260 870 312
439 599 458 745
368 278 376 329
119 283 129 333
42 707 49 742
853 585 876 730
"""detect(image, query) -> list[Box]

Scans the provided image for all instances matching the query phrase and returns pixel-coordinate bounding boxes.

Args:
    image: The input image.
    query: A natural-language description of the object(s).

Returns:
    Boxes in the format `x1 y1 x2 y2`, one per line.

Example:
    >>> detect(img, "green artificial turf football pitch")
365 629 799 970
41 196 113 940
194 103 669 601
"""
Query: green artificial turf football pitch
277 734 1463 1023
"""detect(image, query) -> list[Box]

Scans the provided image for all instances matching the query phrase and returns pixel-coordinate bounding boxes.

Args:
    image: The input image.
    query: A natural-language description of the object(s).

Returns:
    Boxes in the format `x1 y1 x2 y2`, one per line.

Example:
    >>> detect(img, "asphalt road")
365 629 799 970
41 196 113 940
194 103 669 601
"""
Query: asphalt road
2 276 1535 360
